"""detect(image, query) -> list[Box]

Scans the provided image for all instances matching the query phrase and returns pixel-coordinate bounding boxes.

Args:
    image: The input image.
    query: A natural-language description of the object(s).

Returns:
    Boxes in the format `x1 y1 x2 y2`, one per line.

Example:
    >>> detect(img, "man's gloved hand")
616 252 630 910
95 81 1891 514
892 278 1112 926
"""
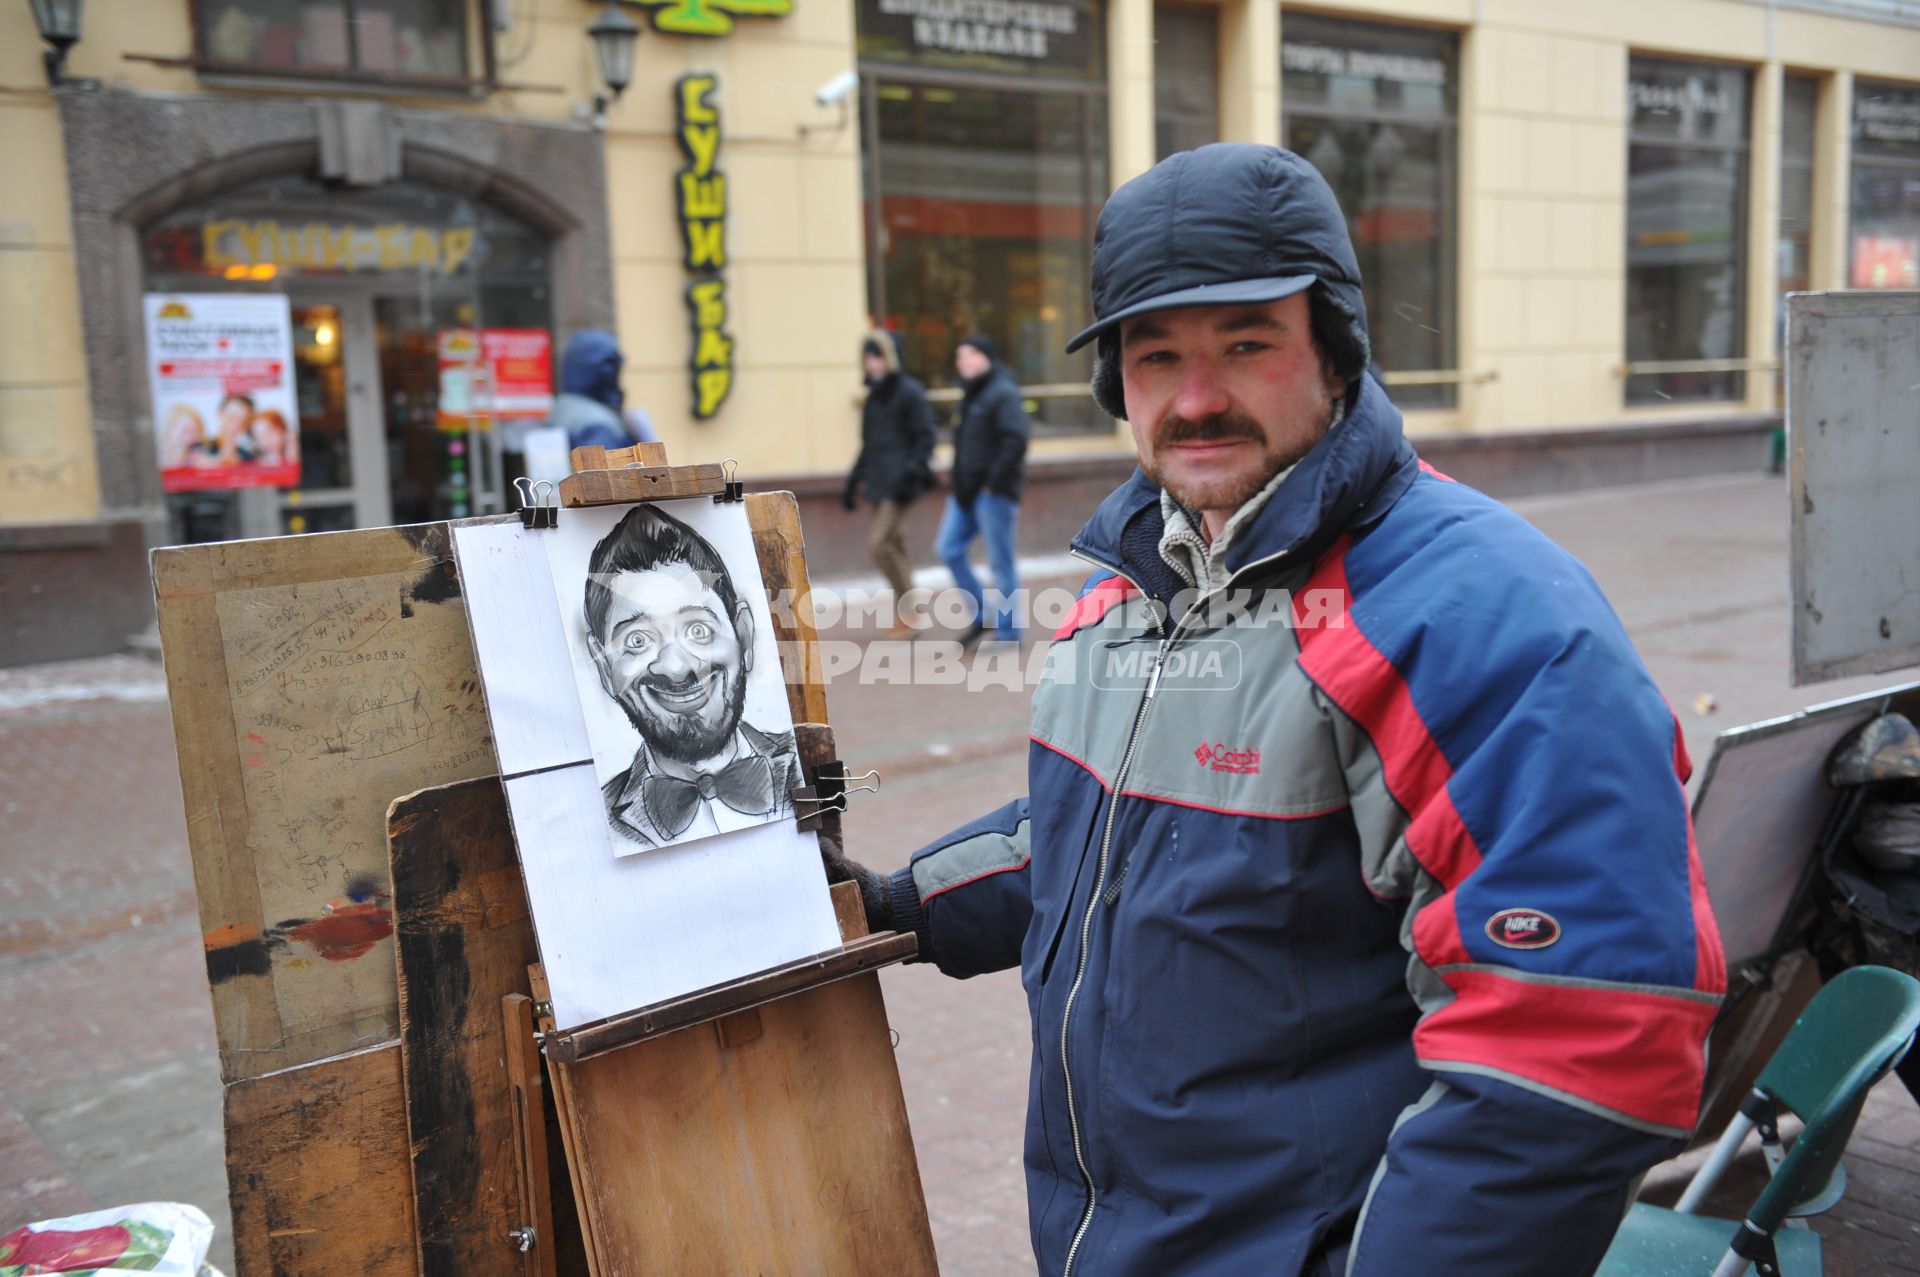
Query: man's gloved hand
840 479 860 512
818 833 895 935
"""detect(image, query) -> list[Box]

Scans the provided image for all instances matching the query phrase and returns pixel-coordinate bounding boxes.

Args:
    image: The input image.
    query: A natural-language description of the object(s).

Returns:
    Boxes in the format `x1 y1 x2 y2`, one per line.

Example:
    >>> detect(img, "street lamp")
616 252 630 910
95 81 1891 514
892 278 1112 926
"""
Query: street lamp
588 4 640 118
28 0 85 87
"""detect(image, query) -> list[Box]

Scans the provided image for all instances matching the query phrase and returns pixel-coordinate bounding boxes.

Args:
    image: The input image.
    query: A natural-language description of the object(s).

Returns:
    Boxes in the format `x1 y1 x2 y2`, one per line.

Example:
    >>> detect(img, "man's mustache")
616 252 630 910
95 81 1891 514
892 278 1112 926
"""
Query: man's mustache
1155 412 1265 448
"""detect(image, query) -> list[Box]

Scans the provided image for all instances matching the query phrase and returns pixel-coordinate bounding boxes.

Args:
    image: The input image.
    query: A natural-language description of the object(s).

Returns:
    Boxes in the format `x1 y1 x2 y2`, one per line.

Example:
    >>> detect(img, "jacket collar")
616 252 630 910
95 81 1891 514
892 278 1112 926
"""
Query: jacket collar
1069 373 1418 598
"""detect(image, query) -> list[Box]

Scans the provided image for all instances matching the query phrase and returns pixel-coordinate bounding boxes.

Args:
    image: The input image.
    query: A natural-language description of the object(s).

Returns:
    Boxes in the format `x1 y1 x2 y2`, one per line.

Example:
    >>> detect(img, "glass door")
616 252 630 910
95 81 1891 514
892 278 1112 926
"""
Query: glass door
374 292 505 525
246 293 393 536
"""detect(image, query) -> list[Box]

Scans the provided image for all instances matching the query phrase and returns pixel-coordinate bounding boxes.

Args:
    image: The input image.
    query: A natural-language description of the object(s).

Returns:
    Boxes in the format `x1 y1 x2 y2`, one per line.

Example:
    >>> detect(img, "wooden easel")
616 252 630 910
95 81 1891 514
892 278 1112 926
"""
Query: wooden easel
390 442 935 1276
153 443 937 1276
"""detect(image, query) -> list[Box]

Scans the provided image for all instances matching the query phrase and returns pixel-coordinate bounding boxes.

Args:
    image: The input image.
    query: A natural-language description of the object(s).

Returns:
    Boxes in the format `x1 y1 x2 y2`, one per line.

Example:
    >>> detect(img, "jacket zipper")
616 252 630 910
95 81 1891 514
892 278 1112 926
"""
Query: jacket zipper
1055 544 1294 1276
1059 634 1167 1277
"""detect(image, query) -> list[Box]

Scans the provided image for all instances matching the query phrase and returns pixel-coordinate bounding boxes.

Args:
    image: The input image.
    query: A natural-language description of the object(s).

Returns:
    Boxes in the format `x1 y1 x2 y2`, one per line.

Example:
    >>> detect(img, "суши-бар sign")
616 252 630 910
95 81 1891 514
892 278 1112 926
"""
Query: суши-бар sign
611 0 792 36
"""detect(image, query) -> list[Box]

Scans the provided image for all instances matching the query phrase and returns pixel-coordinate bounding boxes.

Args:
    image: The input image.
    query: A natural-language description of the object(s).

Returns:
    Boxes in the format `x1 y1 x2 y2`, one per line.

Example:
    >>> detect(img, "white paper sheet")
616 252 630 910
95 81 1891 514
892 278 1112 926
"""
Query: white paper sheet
505 763 842 1029
451 509 841 1030
450 519 591 776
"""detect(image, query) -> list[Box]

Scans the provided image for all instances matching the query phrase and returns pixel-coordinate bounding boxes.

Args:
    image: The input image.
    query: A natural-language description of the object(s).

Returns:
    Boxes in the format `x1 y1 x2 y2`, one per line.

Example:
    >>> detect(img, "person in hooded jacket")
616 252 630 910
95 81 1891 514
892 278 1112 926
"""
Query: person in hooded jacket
825 144 1723 1277
548 329 657 453
939 333 1031 644
845 329 936 639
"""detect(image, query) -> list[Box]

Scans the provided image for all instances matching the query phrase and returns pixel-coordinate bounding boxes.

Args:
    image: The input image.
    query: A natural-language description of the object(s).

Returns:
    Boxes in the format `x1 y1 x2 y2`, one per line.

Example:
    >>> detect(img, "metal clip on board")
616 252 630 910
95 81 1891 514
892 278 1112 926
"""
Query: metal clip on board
514 477 559 529
792 761 881 830
714 457 745 504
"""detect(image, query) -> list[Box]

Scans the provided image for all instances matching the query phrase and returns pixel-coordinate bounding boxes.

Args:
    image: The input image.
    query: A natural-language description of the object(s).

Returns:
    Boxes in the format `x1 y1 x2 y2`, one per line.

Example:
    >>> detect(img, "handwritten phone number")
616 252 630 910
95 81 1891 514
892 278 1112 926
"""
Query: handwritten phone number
297 648 406 674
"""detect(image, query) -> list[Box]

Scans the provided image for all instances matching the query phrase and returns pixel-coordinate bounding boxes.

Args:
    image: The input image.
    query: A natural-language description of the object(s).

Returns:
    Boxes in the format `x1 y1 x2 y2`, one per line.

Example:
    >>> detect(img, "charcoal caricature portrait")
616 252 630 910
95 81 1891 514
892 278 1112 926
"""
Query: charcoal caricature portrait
583 503 800 850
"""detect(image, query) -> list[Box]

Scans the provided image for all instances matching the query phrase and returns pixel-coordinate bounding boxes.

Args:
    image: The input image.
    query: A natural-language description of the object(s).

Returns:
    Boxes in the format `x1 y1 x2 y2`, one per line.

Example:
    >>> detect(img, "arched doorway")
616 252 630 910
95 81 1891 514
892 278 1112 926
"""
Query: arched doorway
142 169 557 542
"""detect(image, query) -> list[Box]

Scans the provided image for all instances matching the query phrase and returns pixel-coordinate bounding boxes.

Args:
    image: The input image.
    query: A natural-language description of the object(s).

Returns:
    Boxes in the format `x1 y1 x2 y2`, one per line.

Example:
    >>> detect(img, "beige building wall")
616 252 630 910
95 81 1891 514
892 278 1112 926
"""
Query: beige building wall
589 0 868 475
0 0 869 519
5 0 1920 522
0 45 98 526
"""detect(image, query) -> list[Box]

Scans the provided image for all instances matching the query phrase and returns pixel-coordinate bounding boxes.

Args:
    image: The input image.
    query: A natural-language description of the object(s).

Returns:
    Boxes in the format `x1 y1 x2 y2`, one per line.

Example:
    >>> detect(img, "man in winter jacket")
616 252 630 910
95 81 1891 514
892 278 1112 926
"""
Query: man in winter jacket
939 333 1031 644
845 329 936 639
830 144 1724 1276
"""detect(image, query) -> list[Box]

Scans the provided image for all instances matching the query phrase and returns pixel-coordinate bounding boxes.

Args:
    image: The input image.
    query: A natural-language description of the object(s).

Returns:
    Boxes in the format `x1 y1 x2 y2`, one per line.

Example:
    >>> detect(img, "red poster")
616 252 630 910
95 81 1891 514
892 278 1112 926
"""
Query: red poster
1851 235 1920 290
483 329 555 420
437 328 554 431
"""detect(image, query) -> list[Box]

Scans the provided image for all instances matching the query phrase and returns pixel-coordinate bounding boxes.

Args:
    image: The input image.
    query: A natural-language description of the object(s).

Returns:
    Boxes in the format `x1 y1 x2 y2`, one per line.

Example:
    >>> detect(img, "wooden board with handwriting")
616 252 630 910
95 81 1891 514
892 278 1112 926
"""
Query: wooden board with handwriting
153 524 496 1081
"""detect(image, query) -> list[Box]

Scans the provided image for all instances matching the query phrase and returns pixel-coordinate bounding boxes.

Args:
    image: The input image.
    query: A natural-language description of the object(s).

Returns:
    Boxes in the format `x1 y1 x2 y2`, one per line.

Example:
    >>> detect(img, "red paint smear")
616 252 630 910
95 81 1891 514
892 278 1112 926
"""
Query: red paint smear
245 732 266 744
289 902 393 962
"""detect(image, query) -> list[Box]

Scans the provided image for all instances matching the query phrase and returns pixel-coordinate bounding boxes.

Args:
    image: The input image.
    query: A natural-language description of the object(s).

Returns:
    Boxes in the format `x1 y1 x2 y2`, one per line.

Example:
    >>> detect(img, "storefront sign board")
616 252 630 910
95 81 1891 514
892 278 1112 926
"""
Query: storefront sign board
145 293 301 494
615 0 793 36
200 219 478 277
858 0 1100 77
1856 82 1920 152
677 74 735 420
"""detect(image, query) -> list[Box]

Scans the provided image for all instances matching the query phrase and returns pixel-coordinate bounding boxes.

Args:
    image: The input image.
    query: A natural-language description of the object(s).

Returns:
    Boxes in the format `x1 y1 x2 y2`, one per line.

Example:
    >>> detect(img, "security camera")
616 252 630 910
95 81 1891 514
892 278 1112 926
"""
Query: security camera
814 71 859 107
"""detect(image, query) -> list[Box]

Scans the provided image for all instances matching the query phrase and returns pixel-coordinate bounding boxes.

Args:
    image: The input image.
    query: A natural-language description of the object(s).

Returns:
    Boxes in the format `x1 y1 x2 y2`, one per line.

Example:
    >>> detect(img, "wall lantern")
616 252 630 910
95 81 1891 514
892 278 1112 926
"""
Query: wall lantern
588 4 641 117
28 0 85 86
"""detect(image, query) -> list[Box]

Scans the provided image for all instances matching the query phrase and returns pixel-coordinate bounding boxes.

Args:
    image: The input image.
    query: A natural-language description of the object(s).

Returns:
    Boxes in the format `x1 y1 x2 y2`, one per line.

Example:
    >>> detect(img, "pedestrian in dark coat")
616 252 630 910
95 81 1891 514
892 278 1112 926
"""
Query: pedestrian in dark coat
938 333 1030 643
845 329 936 637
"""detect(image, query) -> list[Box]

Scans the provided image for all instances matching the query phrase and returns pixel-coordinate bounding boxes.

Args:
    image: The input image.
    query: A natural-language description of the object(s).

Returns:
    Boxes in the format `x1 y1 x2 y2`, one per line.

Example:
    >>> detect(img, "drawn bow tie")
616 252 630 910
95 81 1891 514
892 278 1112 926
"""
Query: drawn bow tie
640 753 778 840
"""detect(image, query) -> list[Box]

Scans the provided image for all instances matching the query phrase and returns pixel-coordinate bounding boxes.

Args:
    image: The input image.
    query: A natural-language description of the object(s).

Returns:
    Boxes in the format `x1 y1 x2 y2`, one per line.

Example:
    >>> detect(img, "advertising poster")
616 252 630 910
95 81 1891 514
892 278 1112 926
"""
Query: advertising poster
437 328 554 431
1851 235 1920 290
145 293 301 494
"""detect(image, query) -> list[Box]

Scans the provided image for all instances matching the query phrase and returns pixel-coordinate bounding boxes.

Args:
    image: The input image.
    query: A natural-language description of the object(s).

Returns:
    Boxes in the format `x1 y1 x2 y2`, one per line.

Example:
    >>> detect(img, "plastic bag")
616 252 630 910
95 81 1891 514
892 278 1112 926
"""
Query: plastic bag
0 1202 213 1275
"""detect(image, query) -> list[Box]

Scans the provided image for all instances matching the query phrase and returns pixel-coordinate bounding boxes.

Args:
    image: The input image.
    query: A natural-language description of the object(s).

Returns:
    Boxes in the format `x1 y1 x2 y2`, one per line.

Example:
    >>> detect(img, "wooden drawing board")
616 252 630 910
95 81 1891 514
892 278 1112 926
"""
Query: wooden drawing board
153 522 494 1082
543 913 939 1276
388 776 551 1277
156 450 929 1277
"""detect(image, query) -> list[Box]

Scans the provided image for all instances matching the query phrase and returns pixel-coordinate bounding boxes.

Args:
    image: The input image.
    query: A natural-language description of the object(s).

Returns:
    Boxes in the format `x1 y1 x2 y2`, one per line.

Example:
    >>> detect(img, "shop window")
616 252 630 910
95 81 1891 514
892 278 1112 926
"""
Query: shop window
1155 5 1219 160
1625 57 1752 405
1780 75 1820 298
143 172 553 538
1280 13 1459 410
1850 79 1920 290
858 0 1110 436
193 0 473 82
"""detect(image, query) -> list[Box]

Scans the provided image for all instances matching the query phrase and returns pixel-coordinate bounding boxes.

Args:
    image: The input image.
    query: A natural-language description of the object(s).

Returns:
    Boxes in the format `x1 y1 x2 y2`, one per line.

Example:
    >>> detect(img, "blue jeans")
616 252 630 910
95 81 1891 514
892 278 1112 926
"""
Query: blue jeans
936 492 1020 639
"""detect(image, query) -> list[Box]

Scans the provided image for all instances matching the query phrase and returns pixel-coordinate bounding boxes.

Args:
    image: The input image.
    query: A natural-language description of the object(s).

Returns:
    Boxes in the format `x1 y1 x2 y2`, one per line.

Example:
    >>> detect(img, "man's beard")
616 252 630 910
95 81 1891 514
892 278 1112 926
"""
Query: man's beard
617 656 749 764
1142 410 1300 516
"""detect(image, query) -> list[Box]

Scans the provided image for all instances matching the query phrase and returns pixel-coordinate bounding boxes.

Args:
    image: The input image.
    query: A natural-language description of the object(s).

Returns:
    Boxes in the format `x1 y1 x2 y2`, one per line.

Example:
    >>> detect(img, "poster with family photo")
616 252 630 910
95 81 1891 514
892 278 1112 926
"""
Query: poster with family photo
144 293 301 494
543 498 800 856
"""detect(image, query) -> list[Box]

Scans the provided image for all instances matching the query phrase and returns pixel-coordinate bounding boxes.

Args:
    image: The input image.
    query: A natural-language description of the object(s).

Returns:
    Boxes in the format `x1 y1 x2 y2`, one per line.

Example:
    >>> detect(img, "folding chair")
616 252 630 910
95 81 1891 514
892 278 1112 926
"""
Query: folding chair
1597 964 1920 1277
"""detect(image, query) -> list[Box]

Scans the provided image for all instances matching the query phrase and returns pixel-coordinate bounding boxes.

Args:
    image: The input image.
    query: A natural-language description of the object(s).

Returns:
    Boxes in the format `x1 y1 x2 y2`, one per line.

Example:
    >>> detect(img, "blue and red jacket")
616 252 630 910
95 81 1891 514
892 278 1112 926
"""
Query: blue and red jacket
885 374 1725 1276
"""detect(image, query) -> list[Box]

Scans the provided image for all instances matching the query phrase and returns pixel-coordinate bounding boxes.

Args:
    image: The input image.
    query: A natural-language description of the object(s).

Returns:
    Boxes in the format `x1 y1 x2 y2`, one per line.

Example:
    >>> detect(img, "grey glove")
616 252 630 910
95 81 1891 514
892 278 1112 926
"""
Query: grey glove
818 833 894 935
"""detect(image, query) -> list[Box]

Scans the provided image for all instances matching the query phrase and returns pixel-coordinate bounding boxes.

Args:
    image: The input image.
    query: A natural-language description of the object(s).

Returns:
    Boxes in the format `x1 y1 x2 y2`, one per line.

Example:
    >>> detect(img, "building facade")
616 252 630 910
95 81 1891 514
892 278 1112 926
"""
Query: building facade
2 0 1918 663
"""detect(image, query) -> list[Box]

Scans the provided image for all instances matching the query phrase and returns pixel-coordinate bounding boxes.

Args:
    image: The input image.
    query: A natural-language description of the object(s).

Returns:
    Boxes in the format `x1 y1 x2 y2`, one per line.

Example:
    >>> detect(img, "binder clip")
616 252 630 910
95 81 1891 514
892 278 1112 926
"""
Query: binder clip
515 478 558 529
713 458 745 504
791 761 881 830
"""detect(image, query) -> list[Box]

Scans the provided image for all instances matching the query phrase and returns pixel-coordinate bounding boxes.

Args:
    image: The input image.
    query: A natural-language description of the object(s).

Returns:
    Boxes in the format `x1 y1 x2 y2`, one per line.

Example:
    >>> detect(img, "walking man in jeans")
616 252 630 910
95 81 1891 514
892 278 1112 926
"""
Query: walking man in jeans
938 333 1030 645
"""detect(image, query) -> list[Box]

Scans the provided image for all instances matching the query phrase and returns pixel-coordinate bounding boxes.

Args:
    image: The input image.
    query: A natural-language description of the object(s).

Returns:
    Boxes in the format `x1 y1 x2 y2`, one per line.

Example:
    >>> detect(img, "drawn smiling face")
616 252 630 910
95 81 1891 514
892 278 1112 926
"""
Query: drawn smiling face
589 561 754 764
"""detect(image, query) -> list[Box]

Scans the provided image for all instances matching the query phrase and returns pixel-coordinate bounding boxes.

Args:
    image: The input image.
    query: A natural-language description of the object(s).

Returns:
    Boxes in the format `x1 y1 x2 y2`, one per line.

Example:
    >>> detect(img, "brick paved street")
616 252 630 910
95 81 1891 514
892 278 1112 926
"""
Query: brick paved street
3 474 1918 1274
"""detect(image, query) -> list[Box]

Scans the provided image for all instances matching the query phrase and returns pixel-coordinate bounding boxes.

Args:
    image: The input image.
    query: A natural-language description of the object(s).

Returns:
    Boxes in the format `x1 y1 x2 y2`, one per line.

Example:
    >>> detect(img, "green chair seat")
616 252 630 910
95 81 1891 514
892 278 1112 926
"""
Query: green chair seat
1598 1204 1822 1277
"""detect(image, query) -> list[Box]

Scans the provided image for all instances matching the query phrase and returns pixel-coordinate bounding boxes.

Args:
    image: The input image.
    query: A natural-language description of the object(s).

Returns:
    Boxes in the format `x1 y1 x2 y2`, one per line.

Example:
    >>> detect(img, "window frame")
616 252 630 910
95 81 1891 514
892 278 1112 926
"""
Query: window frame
856 63 1112 436
1622 54 1756 406
1153 3 1221 162
186 0 498 94
1278 12 1462 410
